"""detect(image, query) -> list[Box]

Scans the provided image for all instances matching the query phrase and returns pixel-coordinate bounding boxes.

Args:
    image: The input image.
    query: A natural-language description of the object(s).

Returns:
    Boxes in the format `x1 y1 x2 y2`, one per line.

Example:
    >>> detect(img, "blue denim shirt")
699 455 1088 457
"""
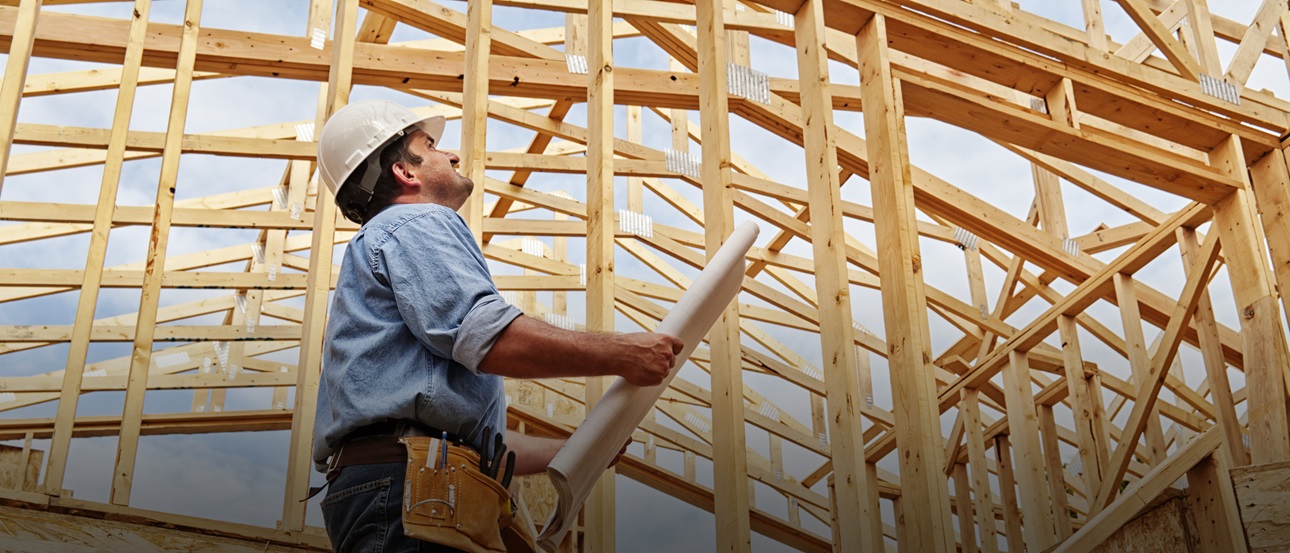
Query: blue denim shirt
313 203 521 471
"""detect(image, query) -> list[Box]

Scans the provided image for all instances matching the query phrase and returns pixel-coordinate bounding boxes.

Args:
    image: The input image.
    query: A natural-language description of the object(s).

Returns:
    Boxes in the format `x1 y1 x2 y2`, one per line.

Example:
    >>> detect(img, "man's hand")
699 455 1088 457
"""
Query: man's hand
609 438 631 468
614 332 684 386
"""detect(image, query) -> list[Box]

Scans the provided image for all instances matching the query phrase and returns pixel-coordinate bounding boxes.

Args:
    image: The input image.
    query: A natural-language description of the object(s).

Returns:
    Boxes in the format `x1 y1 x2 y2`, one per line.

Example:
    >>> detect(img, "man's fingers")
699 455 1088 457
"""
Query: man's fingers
670 337 685 354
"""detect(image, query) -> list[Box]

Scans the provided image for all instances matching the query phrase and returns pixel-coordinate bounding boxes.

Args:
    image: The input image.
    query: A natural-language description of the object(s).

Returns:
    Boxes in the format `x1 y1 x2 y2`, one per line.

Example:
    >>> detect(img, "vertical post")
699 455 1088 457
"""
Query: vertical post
282 0 346 531
994 436 1026 551
855 12 954 552
695 0 751 549
796 2 882 551
585 0 616 547
461 0 492 241
1032 164 1068 240
1002 351 1057 549
1183 0 1223 75
44 0 151 496
1082 0 1108 51
110 0 203 507
1249 149 1290 343
1185 453 1247 553
1211 135 1290 465
0 0 41 196
962 389 1000 553
953 463 980 553
1057 316 1110 507
1039 405 1073 539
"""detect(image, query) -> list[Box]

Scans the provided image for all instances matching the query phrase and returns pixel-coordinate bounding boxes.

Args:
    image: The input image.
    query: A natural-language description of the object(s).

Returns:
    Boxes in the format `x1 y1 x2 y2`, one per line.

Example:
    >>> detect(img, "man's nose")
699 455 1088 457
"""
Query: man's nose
446 151 461 165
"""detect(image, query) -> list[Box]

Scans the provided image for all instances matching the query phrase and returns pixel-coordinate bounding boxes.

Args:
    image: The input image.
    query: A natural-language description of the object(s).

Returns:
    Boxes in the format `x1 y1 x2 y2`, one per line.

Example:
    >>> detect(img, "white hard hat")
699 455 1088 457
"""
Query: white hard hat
316 98 446 201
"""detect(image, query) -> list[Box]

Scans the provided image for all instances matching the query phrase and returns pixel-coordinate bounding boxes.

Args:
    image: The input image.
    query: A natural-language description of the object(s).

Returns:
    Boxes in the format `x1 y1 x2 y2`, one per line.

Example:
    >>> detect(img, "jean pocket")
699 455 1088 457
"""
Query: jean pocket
321 477 392 510
322 477 394 553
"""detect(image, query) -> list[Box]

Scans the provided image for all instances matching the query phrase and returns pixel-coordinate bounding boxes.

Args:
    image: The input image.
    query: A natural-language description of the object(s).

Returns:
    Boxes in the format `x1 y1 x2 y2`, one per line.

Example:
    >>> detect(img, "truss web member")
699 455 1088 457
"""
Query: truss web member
310 99 683 553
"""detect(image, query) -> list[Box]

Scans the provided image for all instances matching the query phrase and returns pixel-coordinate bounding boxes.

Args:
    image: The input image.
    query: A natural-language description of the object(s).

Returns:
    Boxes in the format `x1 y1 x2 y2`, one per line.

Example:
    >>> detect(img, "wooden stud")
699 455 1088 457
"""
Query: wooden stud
1185 452 1247 553
1039 405 1073 539
1183 0 1223 75
584 0 616 547
1082 0 1108 51
1002 350 1058 548
797 5 887 552
993 436 1025 551
281 0 346 531
43 0 152 496
855 13 954 553
1057 315 1110 509
1210 135 1290 465
1224 0 1286 85
1249 148 1290 350
0 0 41 195
961 389 1000 553
953 463 979 553
626 105 643 213
696 0 752 550
109 0 203 507
460 0 492 241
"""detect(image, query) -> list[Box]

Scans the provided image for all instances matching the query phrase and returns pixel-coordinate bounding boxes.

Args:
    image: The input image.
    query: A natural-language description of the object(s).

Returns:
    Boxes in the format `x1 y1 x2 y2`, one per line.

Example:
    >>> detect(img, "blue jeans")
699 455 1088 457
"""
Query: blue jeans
321 462 466 553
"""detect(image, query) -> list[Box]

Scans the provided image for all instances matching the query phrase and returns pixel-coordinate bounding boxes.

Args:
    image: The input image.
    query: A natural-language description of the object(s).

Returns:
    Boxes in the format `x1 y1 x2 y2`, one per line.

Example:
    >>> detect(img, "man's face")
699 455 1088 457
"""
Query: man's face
400 128 474 209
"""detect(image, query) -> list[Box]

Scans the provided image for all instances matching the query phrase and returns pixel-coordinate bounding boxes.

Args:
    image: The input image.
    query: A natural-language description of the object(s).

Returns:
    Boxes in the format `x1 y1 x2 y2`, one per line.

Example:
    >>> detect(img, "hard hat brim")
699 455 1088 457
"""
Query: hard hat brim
414 115 446 149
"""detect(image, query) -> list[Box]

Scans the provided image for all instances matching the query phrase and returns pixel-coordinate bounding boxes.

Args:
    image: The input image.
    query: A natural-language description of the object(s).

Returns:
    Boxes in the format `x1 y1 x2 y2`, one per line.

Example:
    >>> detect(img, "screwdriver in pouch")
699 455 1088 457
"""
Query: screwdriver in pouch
500 450 516 489
490 434 505 479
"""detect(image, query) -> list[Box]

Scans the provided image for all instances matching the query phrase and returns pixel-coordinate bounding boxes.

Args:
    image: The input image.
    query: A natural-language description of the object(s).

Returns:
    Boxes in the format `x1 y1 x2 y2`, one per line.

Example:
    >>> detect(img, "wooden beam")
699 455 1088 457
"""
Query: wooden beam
459 0 492 240
1112 0 1202 79
1210 135 1290 465
1224 0 1286 85
281 0 343 532
109 0 202 507
0 0 40 195
1002 350 1058 548
696 0 752 550
42 0 150 496
856 13 954 552
1057 315 1110 511
584 0 616 546
962 389 1000 553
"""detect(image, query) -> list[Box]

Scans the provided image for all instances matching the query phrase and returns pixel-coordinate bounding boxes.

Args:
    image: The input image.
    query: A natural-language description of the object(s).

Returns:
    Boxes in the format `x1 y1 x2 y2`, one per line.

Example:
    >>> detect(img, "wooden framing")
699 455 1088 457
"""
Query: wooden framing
0 0 1288 551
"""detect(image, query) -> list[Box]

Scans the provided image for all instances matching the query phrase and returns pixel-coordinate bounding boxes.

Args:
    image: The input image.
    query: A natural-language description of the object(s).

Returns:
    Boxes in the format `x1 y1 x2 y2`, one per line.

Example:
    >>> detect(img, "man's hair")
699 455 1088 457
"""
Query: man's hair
334 133 423 225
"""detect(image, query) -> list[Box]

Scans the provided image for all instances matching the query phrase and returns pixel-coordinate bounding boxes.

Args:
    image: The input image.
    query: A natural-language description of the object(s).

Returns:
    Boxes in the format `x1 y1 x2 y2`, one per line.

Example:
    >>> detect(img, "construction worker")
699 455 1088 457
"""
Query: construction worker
310 98 684 553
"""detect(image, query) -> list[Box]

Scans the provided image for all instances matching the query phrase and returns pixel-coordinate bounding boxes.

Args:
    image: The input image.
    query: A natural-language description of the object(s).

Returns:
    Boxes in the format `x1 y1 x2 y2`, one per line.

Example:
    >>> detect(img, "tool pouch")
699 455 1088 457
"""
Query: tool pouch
400 436 508 553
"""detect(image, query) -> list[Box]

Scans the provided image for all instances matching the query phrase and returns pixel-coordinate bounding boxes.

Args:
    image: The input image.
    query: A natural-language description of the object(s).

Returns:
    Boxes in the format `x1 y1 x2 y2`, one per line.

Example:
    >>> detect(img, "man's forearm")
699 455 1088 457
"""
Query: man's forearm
479 314 682 386
479 315 612 379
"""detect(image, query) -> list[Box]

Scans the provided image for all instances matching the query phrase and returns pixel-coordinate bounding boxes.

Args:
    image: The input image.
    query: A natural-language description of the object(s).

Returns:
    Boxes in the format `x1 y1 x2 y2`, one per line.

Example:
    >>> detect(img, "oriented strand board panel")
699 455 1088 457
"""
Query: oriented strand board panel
1232 461 1290 553
0 503 325 552
1092 495 1197 553
0 444 40 491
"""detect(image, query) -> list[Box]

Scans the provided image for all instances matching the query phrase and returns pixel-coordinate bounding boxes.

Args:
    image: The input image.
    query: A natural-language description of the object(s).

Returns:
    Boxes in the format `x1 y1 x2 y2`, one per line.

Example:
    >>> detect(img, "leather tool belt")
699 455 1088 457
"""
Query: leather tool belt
399 435 538 553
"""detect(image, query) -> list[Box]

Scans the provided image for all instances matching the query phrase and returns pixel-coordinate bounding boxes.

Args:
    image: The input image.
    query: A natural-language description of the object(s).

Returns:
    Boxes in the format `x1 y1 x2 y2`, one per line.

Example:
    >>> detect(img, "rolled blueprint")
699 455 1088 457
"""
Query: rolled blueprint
537 221 760 551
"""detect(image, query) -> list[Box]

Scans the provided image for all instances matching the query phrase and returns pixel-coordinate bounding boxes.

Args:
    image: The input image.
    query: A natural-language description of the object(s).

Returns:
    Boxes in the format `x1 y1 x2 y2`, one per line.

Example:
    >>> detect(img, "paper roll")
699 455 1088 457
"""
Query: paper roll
537 221 760 551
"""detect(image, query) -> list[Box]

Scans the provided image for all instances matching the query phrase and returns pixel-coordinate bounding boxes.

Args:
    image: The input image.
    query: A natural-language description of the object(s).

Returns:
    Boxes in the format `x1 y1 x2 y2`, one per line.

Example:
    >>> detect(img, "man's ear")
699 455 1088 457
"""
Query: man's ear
390 160 420 192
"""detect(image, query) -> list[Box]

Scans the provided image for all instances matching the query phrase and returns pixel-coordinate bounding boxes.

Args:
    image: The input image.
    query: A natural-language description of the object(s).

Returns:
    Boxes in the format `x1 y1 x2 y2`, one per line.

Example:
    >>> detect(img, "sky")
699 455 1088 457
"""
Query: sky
0 0 1288 551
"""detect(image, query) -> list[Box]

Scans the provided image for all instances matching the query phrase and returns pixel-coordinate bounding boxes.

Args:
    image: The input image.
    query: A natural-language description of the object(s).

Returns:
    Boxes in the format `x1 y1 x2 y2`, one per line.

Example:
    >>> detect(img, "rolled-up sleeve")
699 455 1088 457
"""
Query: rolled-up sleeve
374 207 522 373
